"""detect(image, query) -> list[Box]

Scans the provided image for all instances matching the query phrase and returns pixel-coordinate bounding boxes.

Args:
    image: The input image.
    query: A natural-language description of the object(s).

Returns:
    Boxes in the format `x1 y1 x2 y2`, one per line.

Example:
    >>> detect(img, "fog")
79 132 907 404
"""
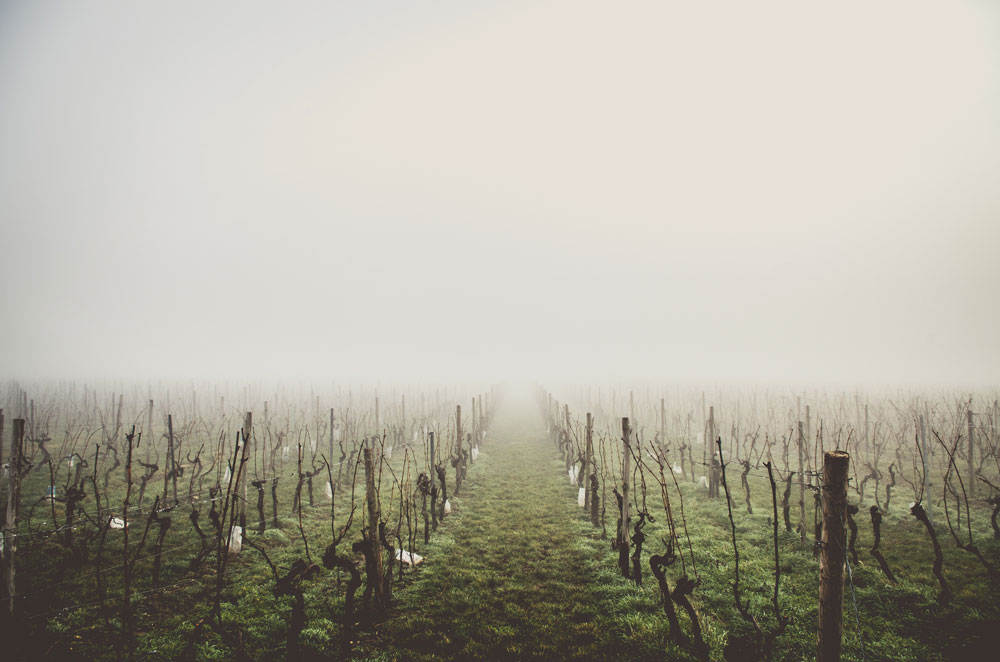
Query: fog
1 1 998 386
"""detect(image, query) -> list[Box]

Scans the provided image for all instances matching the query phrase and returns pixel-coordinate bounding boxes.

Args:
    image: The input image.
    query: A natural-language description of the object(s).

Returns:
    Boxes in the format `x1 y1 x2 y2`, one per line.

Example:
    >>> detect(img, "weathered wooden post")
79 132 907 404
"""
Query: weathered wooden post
363 444 386 609
920 412 931 522
564 404 572 472
706 406 719 498
660 397 666 448
114 392 123 443
622 417 632 548
818 450 850 662
863 403 870 468
798 420 807 542
146 399 154 465
478 394 484 441
164 414 174 502
3 419 25 616
583 413 593 512
701 394 707 466
967 408 976 498
706 405 716 474
806 404 813 472
471 397 477 463
240 412 252 529
334 407 342 472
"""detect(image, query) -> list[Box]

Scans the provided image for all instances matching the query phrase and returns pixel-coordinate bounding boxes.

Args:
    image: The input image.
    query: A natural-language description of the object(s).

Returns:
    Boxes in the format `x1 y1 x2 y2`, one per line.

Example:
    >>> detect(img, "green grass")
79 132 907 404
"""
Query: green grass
356 402 670 661
10 396 1000 661
356 397 1000 662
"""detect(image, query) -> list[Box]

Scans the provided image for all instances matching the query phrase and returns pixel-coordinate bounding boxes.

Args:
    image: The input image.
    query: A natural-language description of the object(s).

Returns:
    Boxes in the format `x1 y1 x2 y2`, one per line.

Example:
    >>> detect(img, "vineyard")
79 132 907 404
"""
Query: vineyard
1 381 998 660
0 382 496 660
532 385 1000 661
2 1 997 660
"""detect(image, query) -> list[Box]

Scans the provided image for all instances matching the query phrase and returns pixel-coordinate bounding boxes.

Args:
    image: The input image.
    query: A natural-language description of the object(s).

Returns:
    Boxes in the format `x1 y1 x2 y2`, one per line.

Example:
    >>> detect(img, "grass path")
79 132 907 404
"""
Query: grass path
357 391 663 661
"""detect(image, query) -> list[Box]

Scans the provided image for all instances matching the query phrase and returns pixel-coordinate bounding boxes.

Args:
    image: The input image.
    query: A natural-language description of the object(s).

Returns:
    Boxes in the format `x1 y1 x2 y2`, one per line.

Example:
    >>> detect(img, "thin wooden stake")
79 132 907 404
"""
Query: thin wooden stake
584 413 593 514
967 409 976 499
622 417 632 547
798 421 807 542
920 413 931 523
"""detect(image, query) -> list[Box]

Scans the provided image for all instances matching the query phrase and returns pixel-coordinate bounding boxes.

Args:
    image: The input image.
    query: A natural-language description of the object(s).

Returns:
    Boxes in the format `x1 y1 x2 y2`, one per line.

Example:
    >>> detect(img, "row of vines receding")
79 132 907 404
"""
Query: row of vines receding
0 381 500 660
538 384 1000 661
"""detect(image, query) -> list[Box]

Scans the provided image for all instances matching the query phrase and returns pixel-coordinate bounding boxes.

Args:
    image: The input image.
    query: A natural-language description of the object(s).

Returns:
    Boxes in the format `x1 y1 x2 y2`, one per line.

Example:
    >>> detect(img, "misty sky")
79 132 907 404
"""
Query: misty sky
1 1 998 385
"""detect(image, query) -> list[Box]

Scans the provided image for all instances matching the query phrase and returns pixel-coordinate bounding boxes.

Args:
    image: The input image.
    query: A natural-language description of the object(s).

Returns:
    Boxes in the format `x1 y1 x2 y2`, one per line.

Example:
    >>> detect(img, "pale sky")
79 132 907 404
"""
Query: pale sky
1 1 998 385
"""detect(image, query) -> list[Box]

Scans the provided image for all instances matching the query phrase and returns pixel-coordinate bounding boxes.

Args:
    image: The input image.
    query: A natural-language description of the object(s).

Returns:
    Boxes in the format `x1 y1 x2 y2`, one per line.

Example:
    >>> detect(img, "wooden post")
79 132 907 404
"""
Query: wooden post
994 402 999 466
164 414 174 501
3 419 25 616
429 431 435 471
818 450 850 662
240 412 252 529
583 413 592 506
701 392 707 466
806 405 813 473
863 404 869 466
471 397 477 462
564 404 572 471
622 417 632 547
707 406 716 469
114 393 123 443
798 421 807 542
146 399 154 465
660 397 666 448
329 408 335 472
920 413 931 523
967 409 976 499
363 445 386 609
456 405 462 458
